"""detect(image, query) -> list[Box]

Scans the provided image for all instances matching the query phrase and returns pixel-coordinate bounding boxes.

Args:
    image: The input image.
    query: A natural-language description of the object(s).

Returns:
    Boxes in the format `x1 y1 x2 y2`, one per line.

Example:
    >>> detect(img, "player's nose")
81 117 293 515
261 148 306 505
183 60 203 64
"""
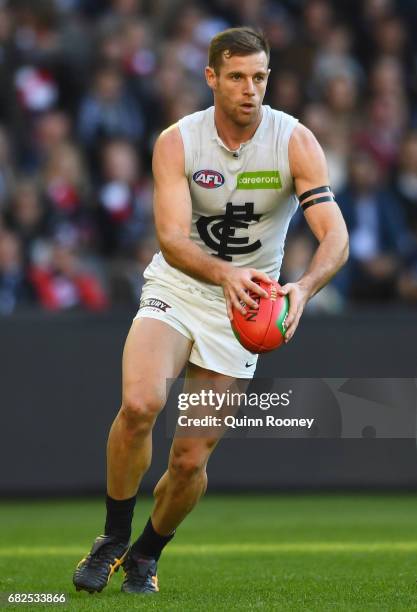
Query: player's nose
243 77 255 95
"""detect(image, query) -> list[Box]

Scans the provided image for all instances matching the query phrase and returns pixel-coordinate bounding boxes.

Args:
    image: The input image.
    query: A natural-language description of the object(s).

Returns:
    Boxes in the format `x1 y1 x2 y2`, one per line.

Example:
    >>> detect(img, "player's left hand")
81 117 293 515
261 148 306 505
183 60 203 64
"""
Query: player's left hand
277 282 310 343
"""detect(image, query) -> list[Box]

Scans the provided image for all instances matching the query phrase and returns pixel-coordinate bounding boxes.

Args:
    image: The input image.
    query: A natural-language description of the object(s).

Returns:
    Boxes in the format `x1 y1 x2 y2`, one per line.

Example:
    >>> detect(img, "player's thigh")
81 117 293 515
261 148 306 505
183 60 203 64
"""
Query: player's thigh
122 318 192 408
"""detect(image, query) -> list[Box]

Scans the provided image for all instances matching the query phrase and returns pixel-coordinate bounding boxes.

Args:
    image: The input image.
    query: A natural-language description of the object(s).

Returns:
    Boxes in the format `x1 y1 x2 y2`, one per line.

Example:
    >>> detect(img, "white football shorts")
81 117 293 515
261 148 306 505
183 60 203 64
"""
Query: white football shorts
133 278 259 378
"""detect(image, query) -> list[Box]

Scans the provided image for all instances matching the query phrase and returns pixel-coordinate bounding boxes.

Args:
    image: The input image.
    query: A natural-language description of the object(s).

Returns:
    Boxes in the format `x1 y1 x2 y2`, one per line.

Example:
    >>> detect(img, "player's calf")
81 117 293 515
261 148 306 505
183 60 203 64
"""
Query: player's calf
168 437 217 488
167 451 208 500
107 387 166 500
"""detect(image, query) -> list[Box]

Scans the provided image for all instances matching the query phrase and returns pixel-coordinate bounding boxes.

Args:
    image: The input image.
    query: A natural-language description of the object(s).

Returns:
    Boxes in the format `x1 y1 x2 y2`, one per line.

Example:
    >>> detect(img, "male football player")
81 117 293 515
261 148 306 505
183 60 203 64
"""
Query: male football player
73 27 348 594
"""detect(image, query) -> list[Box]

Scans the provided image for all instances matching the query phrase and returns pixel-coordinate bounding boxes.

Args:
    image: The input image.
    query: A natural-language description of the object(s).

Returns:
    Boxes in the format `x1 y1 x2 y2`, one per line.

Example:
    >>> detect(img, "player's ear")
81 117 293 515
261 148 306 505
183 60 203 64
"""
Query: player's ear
205 65 217 91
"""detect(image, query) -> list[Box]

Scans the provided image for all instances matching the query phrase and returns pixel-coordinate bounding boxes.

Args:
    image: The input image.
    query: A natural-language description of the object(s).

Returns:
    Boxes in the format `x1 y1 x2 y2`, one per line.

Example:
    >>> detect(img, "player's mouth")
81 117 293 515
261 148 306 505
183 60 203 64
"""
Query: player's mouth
240 102 256 113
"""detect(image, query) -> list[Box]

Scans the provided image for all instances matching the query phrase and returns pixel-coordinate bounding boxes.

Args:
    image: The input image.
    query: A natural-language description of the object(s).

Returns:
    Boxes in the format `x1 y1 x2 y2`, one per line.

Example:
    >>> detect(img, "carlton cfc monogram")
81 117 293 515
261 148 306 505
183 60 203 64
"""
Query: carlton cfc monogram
196 202 262 261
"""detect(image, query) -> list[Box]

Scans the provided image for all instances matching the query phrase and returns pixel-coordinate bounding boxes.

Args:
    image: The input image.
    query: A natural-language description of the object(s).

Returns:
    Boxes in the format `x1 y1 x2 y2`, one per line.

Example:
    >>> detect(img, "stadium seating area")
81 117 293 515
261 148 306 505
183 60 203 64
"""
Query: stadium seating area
0 0 417 313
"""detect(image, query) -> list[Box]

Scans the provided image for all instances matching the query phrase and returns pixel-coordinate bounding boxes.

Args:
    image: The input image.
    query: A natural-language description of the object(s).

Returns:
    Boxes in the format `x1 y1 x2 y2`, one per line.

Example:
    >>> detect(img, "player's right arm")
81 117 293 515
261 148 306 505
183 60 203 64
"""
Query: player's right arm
153 125 270 320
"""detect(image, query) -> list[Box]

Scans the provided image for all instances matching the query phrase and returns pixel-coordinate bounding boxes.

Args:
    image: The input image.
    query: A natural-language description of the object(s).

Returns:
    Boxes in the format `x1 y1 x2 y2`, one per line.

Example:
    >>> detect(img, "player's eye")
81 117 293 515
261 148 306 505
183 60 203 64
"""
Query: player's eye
254 75 265 82
230 74 241 81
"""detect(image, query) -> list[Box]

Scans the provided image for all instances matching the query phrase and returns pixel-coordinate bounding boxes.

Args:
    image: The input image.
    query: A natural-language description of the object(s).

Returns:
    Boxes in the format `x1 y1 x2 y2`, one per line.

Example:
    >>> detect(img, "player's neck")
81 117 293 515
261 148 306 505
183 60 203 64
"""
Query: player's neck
214 106 263 151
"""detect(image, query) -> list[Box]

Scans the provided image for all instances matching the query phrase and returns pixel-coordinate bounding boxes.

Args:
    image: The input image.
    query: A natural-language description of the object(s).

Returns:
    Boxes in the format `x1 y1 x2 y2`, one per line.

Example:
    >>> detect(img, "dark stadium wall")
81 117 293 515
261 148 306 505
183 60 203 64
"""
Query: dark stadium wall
1 311 417 495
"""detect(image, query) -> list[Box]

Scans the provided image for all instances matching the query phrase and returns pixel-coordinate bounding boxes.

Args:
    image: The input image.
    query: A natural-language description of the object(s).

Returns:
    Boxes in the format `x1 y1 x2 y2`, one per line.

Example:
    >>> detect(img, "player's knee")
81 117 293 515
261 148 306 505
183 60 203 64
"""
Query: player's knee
121 389 164 433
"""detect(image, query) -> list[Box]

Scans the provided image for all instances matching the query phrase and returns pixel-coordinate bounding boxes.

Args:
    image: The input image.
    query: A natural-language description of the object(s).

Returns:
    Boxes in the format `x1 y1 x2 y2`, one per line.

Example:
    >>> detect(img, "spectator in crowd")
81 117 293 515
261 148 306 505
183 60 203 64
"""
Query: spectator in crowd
34 110 72 163
269 71 304 119
355 0 399 68
96 138 152 256
362 0 395 22
94 16 126 66
369 56 405 98
77 62 144 150
324 73 360 139
4 179 49 265
167 5 213 79
109 0 143 18
122 19 157 82
12 1 85 133
302 103 349 193
0 126 16 211
355 93 408 172
372 14 411 65
281 0 335 83
337 150 415 301
262 4 295 74
392 132 417 237
41 142 96 249
152 48 195 126
107 232 158 305
29 239 108 311
312 23 363 93
0 229 33 314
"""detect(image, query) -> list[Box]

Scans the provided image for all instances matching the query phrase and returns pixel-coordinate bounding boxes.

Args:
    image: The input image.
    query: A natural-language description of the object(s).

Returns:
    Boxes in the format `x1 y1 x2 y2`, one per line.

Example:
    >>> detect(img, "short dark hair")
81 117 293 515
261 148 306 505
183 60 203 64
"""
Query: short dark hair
208 27 270 74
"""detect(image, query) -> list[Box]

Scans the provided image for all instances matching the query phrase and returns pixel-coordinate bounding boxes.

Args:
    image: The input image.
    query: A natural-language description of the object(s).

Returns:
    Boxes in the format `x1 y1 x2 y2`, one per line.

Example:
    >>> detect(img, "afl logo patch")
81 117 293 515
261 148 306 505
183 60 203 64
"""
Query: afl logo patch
193 170 225 189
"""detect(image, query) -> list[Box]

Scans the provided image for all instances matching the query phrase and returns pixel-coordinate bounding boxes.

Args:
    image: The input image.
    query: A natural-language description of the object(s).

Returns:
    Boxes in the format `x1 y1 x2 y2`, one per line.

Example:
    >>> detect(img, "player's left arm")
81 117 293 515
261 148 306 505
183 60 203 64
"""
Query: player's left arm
282 123 349 342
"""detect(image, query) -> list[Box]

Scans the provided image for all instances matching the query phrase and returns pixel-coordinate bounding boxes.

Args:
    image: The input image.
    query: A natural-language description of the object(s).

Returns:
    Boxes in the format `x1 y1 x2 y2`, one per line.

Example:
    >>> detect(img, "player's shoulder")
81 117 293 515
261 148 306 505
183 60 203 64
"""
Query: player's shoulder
289 121 318 145
261 106 300 149
288 121 327 178
288 122 324 159
264 105 299 126
155 107 213 152
152 124 185 176
178 106 213 131
155 123 181 150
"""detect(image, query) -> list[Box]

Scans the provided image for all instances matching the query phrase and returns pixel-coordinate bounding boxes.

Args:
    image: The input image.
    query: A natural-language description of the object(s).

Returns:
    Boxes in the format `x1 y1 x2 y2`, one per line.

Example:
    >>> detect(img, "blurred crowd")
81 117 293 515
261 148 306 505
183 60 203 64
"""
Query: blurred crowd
1 0 417 314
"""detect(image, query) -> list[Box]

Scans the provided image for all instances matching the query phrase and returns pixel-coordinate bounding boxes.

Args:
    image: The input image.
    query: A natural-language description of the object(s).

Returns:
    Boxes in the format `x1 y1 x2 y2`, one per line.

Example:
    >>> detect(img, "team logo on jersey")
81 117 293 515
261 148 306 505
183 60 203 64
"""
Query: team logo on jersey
196 202 262 261
193 170 225 189
237 170 282 190
139 298 171 312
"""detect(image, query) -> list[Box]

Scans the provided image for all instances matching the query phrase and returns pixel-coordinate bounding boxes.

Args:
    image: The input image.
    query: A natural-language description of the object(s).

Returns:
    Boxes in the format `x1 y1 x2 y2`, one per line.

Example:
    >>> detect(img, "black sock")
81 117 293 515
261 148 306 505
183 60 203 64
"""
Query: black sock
130 517 175 561
104 494 136 542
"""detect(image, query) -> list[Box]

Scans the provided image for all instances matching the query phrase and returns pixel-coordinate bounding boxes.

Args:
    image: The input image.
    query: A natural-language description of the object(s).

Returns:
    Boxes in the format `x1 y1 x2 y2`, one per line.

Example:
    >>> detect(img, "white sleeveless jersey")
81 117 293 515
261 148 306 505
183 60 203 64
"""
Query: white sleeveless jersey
144 105 299 298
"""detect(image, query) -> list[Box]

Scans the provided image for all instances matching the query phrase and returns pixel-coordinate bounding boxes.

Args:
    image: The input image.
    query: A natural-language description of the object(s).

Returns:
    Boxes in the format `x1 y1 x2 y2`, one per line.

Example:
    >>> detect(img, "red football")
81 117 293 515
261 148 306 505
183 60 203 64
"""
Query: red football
231 280 289 354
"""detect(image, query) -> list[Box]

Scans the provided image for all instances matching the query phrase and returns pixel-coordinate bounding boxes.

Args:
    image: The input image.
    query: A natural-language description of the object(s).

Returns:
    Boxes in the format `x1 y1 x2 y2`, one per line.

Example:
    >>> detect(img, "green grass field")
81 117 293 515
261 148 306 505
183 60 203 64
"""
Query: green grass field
1 494 417 611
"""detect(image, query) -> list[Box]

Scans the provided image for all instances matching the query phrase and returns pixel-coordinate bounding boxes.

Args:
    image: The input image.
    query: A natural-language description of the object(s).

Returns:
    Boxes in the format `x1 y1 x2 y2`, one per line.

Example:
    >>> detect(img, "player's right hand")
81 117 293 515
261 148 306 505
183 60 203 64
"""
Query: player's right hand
220 267 272 321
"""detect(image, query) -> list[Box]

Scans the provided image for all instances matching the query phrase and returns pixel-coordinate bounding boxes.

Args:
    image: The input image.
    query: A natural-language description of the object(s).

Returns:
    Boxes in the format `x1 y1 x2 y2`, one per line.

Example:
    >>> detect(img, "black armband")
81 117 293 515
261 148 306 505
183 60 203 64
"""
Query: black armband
298 185 335 212
301 195 335 211
298 185 333 204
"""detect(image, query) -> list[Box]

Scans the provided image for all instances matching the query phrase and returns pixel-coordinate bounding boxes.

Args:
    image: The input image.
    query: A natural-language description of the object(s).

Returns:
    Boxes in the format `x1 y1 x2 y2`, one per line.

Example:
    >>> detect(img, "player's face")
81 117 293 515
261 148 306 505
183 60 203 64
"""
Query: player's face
206 52 270 127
